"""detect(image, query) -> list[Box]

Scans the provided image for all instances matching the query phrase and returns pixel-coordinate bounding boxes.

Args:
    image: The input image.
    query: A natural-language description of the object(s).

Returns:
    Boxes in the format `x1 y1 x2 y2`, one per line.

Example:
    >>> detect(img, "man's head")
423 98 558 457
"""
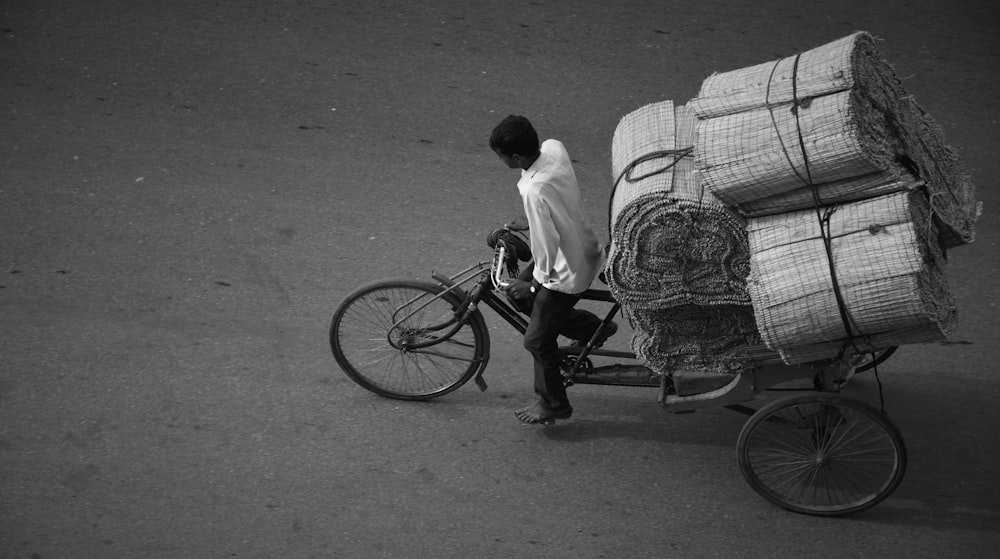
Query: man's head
490 115 540 170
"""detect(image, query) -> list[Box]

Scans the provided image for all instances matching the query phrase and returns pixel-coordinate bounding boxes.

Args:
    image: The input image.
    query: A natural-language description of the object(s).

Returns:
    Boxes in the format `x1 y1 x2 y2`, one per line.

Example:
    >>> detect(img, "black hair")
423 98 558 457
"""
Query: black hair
489 115 540 157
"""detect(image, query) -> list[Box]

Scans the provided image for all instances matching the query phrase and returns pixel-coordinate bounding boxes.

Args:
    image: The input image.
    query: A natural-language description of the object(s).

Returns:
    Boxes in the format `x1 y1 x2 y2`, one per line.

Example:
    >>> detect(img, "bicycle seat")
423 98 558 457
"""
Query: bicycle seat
486 228 531 262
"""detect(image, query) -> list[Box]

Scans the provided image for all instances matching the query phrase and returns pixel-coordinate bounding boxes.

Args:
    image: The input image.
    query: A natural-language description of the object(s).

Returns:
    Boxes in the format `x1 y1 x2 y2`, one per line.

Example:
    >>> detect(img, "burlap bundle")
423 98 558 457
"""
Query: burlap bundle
747 190 956 364
690 31 979 248
608 194 750 309
607 100 757 375
690 32 899 118
630 305 762 375
696 89 913 208
608 101 750 309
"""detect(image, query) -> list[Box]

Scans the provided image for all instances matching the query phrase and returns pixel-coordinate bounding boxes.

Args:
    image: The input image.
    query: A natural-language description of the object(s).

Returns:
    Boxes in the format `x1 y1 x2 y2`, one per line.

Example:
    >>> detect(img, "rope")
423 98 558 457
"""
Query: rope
765 54 865 361
874 365 886 413
606 147 694 233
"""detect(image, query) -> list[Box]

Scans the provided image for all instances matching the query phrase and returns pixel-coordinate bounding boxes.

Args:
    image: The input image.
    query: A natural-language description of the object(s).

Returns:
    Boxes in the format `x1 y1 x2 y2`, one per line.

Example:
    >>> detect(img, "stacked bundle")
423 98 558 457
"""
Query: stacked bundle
607 101 761 374
690 31 979 247
686 31 975 363
747 190 957 363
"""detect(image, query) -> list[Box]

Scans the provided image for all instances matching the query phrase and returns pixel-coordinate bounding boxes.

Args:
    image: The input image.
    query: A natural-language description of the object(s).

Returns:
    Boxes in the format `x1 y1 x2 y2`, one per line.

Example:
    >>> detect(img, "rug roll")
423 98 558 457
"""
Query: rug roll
695 88 909 211
607 101 759 375
690 32 901 119
608 101 750 308
630 305 763 375
747 190 956 364
689 31 979 248
609 100 679 227
608 195 750 308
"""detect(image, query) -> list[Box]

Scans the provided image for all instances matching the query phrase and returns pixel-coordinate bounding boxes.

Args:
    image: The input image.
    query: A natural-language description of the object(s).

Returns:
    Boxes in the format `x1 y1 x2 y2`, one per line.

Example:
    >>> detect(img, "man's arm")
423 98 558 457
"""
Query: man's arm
523 191 560 285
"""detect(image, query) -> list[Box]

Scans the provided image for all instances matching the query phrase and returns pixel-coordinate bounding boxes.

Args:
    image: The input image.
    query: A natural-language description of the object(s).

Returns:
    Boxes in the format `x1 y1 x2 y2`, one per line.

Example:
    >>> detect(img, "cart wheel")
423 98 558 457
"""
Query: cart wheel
737 393 906 516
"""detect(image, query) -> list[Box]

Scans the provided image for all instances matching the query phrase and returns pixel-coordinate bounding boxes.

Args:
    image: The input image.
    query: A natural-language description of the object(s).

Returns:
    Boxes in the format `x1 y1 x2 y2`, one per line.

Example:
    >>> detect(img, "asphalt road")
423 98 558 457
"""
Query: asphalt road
2 1 998 558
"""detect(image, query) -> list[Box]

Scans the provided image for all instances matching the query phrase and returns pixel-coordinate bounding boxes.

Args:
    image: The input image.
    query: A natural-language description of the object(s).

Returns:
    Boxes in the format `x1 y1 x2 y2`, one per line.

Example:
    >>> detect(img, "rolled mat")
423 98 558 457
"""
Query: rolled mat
609 100 681 227
690 31 979 248
695 88 909 209
690 32 898 119
607 195 750 308
607 101 750 308
630 305 763 375
747 189 956 364
607 101 759 375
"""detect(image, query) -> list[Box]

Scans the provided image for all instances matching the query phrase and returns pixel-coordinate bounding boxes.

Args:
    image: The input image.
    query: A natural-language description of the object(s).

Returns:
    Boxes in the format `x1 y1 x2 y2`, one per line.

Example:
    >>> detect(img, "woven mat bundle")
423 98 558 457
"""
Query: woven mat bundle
747 190 957 364
631 305 763 374
690 32 897 118
608 195 750 309
696 89 919 209
607 101 750 308
607 101 759 375
689 31 979 248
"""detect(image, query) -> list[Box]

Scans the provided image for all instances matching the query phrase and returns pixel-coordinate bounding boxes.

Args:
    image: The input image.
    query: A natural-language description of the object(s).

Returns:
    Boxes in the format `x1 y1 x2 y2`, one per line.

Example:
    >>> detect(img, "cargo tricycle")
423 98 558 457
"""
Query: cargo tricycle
329 224 906 516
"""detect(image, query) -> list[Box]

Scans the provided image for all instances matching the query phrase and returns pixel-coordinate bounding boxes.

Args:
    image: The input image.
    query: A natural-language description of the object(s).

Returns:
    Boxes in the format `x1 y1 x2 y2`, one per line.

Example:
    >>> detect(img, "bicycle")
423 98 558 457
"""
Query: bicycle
329 224 906 516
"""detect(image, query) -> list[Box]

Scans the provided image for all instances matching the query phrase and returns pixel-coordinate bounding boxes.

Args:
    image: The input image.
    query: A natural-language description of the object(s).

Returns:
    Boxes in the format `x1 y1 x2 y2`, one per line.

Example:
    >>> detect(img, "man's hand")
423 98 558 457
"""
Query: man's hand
502 278 533 300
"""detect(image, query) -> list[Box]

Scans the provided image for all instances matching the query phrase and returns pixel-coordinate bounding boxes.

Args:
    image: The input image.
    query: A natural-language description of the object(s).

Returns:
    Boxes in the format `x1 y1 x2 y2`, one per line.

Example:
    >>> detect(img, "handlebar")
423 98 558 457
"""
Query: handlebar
486 223 530 291
492 246 510 288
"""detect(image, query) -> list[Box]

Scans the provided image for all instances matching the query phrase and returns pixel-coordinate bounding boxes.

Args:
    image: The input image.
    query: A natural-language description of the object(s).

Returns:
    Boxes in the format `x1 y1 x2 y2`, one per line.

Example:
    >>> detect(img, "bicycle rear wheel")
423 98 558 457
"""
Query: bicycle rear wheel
330 279 489 400
737 393 906 516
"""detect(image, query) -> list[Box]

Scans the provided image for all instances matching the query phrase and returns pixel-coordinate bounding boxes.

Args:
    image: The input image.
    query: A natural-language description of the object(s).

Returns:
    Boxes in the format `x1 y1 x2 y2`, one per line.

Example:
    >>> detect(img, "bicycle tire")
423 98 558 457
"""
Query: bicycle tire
854 346 898 373
330 279 490 400
737 393 907 516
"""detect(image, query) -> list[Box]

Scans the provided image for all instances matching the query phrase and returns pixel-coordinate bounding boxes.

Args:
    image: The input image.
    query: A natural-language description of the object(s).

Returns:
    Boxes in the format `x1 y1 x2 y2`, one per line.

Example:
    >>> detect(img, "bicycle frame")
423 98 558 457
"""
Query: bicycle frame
428 254 658 389
414 238 862 411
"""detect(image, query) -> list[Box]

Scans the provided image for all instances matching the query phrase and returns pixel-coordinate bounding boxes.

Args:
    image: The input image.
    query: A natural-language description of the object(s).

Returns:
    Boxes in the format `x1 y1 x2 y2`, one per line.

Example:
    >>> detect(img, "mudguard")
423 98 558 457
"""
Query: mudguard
431 272 492 391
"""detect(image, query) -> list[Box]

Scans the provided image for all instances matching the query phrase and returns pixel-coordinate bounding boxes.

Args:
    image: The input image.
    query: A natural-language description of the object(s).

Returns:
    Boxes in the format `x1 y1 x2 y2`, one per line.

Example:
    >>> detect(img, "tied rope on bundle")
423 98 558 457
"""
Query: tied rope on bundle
764 51 868 365
691 31 979 246
606 147 695 234
606 104 753 309
607 101 764 375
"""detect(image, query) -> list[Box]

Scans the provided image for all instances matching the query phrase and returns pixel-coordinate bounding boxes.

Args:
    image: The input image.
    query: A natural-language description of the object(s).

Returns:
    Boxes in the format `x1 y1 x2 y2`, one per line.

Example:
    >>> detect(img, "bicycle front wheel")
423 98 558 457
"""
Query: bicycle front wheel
737 393 906 516
330 279 489 400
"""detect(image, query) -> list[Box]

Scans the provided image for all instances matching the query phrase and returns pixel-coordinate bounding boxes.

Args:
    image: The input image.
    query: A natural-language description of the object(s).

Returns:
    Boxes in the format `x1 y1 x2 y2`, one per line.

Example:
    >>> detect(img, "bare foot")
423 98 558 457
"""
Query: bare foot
514 404 572 425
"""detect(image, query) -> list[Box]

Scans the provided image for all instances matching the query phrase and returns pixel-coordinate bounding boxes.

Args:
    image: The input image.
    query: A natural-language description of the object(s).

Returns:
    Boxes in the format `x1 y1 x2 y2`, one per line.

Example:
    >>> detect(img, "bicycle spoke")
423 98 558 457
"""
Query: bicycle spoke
738 394 906 515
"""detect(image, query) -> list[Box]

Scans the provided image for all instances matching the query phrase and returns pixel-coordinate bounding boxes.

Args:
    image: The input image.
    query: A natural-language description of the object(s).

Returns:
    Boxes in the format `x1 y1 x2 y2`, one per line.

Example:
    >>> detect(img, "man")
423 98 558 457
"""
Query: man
489 115 616 424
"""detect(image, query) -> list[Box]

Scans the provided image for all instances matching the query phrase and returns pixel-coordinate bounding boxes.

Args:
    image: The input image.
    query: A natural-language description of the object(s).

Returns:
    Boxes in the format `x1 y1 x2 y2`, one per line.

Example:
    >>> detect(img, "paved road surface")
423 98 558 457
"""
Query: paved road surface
2 1 998 557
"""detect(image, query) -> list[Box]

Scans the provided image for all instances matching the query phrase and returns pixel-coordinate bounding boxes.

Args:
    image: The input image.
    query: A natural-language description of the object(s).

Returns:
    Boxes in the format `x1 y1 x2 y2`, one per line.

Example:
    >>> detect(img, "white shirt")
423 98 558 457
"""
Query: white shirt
517 139 604 294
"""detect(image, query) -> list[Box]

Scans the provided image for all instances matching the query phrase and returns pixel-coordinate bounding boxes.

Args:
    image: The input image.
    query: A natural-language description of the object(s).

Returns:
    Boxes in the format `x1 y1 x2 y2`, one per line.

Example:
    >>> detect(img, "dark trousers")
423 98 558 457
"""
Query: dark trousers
523 287 602 410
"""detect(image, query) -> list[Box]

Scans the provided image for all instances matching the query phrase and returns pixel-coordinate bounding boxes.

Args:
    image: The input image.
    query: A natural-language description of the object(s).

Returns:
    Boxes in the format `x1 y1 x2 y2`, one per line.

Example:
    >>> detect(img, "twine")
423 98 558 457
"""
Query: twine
765 53 865 361
607 147 695 233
